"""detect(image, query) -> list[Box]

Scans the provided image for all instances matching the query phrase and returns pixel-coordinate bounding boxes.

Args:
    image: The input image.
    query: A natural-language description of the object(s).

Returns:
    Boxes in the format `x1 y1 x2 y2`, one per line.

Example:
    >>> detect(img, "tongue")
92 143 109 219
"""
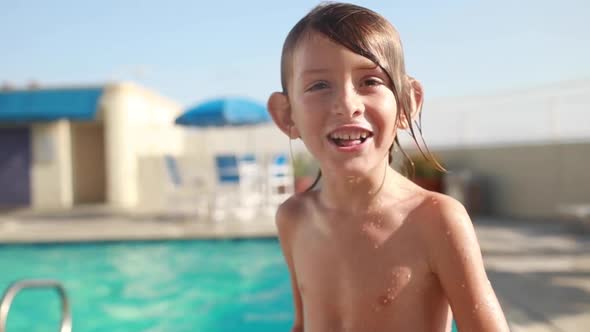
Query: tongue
336 139 362 147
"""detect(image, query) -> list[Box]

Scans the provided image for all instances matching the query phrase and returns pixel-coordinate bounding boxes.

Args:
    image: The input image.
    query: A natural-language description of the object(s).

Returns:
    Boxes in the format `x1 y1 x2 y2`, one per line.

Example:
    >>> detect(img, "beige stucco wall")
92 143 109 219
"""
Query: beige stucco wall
181 123 290 176
30 120 74 209
136 155 211 213
100 82 184 210
184 124 286 155
431 141 590 219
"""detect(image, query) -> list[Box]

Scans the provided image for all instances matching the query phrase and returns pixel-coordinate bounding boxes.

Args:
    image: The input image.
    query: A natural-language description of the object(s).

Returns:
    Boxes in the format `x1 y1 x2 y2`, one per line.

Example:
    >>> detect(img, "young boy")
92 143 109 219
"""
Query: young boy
267 3 510 331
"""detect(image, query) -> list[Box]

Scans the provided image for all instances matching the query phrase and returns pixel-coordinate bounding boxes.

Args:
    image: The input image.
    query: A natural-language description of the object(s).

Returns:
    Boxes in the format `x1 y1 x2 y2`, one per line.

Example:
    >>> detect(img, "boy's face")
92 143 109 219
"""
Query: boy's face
285 32 399 176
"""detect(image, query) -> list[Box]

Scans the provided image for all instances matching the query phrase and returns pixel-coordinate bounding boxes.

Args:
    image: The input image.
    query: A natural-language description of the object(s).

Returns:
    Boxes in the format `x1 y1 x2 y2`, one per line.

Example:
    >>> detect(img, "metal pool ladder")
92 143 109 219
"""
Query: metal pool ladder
0 279 72 332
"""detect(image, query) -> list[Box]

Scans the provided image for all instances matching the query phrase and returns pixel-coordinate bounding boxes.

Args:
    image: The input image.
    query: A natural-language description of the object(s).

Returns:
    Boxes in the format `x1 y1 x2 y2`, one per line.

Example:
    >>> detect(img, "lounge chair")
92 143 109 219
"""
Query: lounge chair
163 155 209 219
263 153 294 216
212 154 263 222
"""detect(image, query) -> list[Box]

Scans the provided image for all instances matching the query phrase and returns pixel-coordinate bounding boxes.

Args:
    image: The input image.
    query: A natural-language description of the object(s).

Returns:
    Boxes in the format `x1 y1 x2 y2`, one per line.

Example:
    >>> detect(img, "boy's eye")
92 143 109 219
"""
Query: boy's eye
306 81 329 91
361 78 383 87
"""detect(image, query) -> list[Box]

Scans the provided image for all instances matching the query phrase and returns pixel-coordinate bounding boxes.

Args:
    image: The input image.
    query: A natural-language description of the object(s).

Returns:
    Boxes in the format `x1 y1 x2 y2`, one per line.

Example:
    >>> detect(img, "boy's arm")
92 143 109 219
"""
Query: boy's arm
276 202 304 332
428 196 510 332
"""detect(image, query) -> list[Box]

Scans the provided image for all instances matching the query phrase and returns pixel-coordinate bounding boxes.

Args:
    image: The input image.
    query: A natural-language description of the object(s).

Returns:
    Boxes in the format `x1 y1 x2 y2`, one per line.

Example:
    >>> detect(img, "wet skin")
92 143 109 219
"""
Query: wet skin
270 31 509 332
278 176 455 332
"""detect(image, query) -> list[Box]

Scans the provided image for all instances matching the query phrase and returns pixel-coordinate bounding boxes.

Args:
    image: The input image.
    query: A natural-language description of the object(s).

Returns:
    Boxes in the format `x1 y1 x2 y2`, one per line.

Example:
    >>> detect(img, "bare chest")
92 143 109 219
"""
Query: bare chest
292 213 434 314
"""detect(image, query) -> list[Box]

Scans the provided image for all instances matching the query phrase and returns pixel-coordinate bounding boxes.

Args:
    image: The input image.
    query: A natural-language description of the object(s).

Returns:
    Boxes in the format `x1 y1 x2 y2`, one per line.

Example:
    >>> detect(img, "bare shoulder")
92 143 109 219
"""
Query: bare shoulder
413 191 472 235
411 191 478 256
436 193 475 243
275 191 317 236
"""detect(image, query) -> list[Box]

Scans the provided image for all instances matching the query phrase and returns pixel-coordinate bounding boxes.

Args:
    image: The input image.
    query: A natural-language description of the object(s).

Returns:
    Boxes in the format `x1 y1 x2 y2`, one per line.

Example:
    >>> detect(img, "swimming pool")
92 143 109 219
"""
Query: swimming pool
0 239 293 331
0 239 458 331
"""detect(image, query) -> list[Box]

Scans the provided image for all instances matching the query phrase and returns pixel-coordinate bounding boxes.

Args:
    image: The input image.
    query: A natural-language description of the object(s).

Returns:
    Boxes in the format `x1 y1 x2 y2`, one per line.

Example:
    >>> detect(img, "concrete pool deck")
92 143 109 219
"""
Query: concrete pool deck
0 207 278 243
0 208 588 331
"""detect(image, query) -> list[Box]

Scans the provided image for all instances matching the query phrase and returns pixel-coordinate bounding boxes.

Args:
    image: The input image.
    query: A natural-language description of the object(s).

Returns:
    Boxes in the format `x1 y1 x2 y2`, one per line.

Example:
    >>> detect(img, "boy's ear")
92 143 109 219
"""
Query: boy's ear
267 92 300 139
398 77 424 130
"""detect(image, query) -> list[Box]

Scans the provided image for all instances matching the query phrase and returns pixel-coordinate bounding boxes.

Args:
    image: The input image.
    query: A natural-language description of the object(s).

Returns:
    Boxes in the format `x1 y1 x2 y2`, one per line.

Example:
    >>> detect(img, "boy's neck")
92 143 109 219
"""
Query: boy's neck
318 163 410 214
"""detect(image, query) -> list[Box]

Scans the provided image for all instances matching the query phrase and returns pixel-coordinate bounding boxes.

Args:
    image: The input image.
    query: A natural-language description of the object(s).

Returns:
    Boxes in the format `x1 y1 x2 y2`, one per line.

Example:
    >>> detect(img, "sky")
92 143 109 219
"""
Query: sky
1 0 589 107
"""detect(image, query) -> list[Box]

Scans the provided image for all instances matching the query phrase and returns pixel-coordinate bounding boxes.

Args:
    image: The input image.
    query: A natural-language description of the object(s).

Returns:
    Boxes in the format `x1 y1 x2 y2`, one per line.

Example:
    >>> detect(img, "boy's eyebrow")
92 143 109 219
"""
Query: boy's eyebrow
355 64 381 71
300 68 330 76
301 64 381 76
297 64 385 82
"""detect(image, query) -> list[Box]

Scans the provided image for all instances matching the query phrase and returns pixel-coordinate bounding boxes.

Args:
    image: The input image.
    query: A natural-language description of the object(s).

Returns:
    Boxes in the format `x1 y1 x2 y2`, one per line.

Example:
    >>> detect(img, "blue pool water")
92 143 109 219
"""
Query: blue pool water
0 239 458 331
0 239 293 331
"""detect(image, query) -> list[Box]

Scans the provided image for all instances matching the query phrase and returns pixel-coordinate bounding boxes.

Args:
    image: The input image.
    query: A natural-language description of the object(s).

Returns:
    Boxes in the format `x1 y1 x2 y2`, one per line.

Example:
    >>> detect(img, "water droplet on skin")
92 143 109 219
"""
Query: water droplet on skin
374 198 383 207
346 176 358 184
461 283 466 288
373 218 383 228
374 244 379 249
345 176 361 184
446 230 451 236
483 296 498 312
361 223 370 233
432 199 439 205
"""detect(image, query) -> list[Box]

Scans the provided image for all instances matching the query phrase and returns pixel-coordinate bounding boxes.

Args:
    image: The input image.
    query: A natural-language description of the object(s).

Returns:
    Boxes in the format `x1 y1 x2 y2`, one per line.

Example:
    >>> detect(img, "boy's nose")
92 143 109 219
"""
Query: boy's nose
333 85 364 118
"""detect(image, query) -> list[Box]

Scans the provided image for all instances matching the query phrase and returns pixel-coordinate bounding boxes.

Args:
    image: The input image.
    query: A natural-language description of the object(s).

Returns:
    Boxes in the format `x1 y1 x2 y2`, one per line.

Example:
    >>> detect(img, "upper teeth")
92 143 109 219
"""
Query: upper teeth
330 130 369 140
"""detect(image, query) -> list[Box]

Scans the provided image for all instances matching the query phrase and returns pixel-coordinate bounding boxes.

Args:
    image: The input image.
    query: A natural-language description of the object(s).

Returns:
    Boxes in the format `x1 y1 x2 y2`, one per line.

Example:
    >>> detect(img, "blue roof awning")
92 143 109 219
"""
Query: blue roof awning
0 87 104 122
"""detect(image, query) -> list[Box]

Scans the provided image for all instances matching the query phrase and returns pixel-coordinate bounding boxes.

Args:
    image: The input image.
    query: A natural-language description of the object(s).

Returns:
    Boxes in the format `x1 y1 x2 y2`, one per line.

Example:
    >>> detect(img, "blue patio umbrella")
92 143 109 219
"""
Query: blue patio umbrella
175 97 270 127
174 97 272 177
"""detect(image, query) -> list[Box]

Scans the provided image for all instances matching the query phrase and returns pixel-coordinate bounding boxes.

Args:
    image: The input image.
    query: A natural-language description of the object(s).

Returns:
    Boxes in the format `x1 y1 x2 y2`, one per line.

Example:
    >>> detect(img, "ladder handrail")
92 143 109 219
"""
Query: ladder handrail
0 279 72 332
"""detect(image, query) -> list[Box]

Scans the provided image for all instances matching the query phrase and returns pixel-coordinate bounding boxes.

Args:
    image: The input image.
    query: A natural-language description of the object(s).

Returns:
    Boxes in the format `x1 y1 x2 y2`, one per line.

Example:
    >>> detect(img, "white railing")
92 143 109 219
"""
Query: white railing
0 279 71 332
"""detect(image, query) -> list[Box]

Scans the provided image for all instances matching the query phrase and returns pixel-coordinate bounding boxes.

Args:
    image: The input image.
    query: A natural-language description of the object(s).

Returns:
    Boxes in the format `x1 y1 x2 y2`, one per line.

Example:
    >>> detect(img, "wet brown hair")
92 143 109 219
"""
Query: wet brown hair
280 2 444 191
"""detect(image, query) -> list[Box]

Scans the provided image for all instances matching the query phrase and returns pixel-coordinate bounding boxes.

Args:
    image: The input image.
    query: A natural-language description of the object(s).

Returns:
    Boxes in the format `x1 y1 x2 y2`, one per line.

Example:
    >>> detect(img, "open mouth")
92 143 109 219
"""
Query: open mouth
328 128 374 147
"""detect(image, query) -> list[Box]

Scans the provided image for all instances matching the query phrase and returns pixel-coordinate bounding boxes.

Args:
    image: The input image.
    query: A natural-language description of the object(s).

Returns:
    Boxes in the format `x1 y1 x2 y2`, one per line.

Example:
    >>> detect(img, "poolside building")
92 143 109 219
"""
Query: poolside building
0 82 185 211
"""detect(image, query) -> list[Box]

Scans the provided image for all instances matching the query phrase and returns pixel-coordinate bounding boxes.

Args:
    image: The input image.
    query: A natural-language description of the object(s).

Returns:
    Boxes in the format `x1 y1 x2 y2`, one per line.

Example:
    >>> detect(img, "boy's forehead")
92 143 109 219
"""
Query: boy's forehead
291 32 377 77
291 31 333 64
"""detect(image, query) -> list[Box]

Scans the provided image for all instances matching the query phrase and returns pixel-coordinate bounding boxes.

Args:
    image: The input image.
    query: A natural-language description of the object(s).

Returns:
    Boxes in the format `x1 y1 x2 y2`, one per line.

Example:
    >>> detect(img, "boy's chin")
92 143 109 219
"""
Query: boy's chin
324 160 379 179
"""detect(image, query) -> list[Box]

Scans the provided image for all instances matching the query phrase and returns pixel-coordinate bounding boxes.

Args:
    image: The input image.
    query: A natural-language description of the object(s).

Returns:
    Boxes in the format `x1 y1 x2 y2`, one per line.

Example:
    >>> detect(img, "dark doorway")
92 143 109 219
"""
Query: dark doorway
0 127 31 207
